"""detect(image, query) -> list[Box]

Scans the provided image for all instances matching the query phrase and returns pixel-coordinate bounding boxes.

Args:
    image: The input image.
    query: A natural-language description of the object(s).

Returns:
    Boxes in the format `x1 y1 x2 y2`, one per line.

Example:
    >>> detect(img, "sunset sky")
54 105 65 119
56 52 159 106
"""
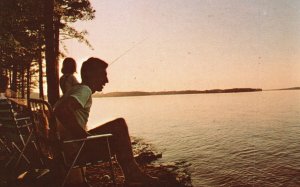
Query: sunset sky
64 0 300 93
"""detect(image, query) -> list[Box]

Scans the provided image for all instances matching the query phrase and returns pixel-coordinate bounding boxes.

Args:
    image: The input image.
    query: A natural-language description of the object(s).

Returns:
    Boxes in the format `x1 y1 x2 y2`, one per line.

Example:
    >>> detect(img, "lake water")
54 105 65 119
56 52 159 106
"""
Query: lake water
88 90 300 187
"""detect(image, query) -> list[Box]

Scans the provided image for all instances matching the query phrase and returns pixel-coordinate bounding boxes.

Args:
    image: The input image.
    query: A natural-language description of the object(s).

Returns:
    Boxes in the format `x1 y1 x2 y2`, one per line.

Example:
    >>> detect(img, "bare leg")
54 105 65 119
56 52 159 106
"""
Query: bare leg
88 118 159 184
88 118 134 164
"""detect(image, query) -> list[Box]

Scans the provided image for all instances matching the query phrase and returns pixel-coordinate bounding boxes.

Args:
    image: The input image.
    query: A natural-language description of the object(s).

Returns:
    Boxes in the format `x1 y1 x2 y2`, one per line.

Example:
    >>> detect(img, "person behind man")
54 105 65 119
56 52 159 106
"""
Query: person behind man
59 57 79 94
54 57 159 185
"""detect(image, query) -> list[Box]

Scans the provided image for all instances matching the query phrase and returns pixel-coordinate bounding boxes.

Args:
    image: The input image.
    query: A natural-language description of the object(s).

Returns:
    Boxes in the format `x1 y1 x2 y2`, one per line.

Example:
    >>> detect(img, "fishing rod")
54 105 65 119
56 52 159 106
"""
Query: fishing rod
109 37 148 66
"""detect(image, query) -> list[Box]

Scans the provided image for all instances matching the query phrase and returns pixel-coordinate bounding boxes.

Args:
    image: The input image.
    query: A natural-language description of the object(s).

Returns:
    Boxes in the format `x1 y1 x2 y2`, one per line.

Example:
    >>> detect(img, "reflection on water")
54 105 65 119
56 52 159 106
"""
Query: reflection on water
89 91 300 186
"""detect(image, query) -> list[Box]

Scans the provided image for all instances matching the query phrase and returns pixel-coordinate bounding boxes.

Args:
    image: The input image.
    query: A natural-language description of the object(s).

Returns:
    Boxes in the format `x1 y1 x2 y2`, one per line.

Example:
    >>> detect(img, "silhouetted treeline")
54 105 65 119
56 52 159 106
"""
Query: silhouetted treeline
95 88 263 98
266 87 300 91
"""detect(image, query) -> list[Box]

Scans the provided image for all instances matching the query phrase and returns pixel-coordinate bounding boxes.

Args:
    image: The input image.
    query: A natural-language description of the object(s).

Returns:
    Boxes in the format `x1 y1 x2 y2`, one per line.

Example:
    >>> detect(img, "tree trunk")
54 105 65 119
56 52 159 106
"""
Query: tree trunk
45 0 59 106
11 63 17 96
38 29 44 100
21 64 25 98
26 64 31 100
54 16 60 65
54 15 60 94
8 69 12 86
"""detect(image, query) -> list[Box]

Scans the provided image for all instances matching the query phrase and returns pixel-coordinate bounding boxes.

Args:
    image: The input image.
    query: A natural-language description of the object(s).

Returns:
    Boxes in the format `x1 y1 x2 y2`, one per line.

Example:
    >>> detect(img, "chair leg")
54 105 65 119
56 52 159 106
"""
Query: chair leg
5 142 30 168
106 138 116 187
61 141 86 187
31 139 45 166
14 130 34 168
0 138 12 153
5 150 17 168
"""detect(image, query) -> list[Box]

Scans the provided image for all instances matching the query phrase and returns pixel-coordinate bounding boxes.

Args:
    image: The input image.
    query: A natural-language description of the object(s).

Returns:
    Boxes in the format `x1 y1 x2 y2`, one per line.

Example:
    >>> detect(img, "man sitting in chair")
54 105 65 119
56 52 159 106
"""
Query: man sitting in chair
54 57 159 186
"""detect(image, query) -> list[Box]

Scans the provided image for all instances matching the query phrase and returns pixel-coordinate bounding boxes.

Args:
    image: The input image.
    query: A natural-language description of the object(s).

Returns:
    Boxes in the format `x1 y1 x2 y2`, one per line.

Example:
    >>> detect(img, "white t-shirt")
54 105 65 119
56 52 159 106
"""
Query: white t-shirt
55 84 92 130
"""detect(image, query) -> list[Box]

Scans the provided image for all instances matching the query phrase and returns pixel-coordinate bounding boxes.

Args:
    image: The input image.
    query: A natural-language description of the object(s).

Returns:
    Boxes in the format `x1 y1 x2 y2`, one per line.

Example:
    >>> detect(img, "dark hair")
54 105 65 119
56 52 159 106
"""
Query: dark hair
0 74 9 92
61 57 77 74
81 57 108 82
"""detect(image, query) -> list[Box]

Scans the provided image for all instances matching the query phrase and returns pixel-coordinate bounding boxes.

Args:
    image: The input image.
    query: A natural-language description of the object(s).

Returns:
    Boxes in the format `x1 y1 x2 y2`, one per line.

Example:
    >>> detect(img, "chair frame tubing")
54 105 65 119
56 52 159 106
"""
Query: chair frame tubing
28 99 117 187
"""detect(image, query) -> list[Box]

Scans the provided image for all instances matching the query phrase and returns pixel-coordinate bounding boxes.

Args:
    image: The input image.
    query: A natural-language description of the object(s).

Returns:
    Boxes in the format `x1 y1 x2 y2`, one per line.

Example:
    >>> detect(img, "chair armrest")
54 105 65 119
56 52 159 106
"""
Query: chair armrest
63 133 113 144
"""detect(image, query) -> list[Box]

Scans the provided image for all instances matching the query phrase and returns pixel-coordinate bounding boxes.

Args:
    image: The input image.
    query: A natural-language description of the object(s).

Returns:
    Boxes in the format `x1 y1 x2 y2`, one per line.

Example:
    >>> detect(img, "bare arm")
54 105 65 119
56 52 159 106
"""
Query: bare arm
54 97 89 138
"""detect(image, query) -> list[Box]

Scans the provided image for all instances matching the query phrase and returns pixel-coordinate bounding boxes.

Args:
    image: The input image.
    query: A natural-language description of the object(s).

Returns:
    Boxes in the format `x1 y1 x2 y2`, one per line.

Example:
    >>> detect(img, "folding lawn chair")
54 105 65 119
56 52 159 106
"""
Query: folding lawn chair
0 98 45 182
28 98 116 187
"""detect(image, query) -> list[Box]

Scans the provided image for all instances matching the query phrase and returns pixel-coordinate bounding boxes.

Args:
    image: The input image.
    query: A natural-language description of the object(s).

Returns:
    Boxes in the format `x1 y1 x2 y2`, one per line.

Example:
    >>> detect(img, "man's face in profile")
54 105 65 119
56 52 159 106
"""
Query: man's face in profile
91 69 108 92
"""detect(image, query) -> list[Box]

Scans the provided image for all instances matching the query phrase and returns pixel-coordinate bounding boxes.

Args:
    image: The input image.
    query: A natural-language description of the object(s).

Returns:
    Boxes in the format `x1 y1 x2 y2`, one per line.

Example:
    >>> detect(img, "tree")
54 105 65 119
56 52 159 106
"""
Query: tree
45 0 95 105
0 0 44 98
0 0 95 103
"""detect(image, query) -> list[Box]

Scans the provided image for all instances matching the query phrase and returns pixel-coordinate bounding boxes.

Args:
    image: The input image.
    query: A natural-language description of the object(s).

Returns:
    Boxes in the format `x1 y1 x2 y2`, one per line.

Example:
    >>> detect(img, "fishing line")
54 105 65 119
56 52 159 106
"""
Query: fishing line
109 37 149 67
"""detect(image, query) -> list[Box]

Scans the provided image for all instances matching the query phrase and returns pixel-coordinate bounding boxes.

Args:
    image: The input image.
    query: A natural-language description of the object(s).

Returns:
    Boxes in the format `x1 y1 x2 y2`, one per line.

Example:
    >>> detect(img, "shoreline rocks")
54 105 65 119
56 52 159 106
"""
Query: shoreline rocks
86 137 193 186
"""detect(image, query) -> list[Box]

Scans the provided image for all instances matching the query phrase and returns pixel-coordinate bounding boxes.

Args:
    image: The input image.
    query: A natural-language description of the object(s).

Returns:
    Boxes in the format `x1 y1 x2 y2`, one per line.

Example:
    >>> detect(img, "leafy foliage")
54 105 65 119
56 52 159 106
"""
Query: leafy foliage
0 0 95 99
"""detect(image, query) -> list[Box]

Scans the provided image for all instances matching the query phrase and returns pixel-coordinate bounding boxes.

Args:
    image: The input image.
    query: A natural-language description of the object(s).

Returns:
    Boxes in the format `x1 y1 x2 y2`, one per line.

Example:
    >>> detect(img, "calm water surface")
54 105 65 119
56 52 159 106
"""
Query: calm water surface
88 91 300 187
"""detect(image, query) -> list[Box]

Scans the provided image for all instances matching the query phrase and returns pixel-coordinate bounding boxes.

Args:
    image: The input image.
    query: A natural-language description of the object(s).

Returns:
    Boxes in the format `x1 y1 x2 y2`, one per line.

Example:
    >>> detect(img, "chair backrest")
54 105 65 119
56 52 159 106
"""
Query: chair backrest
0 99 15 126
0 99 32 144
28 98 56 132
0 99 31 126
28 99 60 164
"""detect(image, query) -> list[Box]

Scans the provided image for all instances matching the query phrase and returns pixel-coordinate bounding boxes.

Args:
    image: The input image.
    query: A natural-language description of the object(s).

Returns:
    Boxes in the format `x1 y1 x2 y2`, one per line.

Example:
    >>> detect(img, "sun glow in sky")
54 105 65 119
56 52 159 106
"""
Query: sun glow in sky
64 0 300 93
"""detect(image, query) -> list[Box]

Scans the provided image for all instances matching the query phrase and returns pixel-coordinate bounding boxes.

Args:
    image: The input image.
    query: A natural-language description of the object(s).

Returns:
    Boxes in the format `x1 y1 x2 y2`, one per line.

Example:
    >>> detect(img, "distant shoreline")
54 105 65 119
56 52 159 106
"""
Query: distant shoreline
264 87 300 91
94 88 263 98
28 87 299 99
